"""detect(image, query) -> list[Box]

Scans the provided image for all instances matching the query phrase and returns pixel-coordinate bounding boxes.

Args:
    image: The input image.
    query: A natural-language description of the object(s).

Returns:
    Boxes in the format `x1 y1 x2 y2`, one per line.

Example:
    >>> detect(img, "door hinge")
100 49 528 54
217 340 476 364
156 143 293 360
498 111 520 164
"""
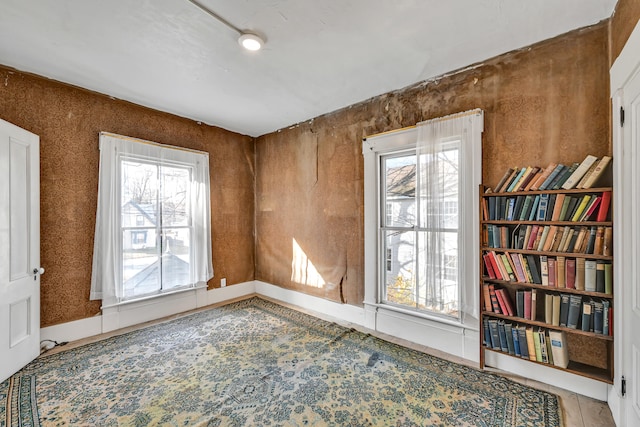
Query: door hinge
622 376 627 397
620 107 625 127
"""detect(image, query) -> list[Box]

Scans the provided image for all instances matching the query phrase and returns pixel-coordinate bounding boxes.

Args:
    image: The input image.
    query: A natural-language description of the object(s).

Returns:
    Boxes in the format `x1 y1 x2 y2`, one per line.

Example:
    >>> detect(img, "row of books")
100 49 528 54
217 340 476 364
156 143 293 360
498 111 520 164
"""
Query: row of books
485 224 612 256
483 191 611 223
483 284 612 336
483 283 538 320
543 293 612 335
490 154 611 193
483 251 612 294
483 319 569 368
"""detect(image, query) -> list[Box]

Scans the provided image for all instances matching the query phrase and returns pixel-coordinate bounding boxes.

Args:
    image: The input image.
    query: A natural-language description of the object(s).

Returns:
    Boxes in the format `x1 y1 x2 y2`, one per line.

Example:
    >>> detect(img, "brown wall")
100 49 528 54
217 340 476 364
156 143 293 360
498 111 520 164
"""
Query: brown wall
610 0 640 64
255 23 611 306
0 67 255 327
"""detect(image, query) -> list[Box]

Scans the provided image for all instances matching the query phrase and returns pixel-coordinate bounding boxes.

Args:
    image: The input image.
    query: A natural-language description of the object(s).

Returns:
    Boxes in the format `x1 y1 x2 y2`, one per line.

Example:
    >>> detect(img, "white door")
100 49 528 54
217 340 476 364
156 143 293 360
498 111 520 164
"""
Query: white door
0 119 41 382
620 67 640 427
612 19 640 425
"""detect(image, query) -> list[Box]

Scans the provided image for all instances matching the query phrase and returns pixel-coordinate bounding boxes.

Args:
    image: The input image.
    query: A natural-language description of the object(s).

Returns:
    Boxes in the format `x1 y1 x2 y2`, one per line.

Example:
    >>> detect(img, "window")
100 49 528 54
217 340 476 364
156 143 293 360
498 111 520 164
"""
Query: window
363 110 483 323
91 133 213 305
381 144 460 317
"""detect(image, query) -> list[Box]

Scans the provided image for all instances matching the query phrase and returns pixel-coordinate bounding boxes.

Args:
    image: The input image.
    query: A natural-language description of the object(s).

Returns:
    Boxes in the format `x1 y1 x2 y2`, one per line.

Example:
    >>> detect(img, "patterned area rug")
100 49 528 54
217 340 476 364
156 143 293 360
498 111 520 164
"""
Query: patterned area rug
1 297 563 426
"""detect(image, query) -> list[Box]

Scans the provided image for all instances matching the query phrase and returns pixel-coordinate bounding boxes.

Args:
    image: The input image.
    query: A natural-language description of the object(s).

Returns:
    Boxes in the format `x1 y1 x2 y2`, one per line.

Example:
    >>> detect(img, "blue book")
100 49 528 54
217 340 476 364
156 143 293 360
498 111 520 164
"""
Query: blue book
528 195 540 221
517 327 529 359
507 198 516 221
546 165 569 190
507 167 527 192
511 326 521 356
488 319 501 349
483 318 492 346
539 164 565 190
603 300 610 335
537 194 549 221
498 321 509 352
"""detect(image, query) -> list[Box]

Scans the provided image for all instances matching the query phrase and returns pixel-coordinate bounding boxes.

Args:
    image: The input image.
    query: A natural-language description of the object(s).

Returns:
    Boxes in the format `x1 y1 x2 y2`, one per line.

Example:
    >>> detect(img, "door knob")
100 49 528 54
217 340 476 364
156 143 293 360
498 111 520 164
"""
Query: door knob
33 267 45 280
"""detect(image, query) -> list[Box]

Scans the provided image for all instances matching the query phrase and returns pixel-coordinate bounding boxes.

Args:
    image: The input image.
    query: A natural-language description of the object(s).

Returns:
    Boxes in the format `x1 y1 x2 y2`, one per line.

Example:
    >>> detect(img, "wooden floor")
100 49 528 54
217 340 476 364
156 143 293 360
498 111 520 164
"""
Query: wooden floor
44 295 615 427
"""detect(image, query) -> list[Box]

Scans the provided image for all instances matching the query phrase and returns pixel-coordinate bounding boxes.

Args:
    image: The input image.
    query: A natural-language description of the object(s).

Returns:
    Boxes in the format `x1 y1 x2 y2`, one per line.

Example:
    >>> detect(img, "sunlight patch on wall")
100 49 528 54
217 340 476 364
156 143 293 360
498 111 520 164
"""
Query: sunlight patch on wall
291 238 325 288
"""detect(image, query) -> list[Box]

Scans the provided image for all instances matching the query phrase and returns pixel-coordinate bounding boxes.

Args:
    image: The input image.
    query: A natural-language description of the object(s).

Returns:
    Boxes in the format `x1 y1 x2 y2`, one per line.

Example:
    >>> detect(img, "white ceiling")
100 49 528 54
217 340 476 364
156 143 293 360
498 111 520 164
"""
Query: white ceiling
0 0 617 137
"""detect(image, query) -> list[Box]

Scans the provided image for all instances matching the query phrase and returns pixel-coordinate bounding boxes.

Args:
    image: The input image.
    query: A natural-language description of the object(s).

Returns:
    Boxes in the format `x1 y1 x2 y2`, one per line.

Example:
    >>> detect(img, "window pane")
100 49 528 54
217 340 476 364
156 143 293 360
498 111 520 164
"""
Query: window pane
160 165 190 227
383 230 416 306
161 228 192 290
417 230 459 317
122 160 158 208
384 155 416 227
122 229 160 298
418 147 459 229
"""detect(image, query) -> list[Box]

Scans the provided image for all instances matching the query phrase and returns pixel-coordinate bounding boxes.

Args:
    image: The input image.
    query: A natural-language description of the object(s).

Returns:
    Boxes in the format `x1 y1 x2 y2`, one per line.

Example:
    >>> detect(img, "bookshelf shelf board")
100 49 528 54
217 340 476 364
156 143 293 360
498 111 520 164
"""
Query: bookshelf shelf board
483 187 613 197
481 247 613 261
482 311 614 341
483 347 613 383
482 220 613 227
481 277 613 299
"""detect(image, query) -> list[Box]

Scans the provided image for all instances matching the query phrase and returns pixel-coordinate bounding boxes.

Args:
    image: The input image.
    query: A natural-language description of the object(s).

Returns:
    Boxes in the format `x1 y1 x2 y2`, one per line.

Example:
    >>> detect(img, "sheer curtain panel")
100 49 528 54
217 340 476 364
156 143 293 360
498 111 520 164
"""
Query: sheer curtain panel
416 111 482 321
90 133 213 306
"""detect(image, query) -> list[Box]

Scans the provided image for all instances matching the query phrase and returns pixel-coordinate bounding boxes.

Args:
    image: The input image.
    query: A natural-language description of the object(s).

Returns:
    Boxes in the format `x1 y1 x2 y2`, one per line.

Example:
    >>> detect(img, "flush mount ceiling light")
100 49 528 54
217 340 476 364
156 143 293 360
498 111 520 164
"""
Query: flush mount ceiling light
186 0 265 51
238 33 264 51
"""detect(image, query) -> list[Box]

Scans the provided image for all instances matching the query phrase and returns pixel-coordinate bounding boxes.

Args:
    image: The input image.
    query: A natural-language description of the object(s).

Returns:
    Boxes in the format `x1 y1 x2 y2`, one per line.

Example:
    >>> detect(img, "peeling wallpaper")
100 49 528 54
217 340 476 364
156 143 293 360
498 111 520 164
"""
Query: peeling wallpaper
0 70 255 327
255 22 611 306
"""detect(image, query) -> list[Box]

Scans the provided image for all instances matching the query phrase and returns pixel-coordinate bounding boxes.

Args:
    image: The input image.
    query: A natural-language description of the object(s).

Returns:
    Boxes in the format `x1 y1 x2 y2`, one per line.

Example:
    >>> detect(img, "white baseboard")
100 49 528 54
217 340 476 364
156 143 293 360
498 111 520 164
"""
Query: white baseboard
484 349 610 401
41 281 256 344
41 315 103 344
254 280 366 326
206 281 256 306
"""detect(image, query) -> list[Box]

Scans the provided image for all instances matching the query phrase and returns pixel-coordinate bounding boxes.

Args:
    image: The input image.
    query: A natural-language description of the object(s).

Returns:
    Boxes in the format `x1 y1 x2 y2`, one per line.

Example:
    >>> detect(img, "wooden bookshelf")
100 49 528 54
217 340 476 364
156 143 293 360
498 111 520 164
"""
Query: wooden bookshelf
479 181 614 384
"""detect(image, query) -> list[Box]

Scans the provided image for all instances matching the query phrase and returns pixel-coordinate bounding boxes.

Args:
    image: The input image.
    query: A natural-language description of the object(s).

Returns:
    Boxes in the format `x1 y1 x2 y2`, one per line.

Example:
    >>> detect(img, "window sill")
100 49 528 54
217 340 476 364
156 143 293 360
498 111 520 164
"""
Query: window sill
368 302 479 332
101 283 208 310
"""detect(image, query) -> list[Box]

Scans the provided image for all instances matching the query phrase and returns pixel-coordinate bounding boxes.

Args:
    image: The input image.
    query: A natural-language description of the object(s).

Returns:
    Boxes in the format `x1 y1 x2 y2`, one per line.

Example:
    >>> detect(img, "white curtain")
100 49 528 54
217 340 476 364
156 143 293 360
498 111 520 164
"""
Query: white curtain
417 110 482 321
90 133 213 305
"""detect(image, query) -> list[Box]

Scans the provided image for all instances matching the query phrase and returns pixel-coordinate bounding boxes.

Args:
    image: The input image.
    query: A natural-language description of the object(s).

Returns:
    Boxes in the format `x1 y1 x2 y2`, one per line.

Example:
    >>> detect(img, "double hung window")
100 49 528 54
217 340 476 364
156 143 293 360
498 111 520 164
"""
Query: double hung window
363 110 483 323
91 133 213 305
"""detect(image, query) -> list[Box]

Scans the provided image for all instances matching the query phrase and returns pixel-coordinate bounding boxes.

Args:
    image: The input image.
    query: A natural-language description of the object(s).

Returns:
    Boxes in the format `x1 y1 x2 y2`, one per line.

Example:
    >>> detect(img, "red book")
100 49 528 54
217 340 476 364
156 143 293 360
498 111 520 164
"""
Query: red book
527 225 540 250
488 284 502 314
496 288 515 316
581 196 601 221
524 290 532 320
483 254 496 279
609 306 613 336
548 258 557 287
597 191 611 222
565 258 576 289
487 252 504 280
495 289 508 315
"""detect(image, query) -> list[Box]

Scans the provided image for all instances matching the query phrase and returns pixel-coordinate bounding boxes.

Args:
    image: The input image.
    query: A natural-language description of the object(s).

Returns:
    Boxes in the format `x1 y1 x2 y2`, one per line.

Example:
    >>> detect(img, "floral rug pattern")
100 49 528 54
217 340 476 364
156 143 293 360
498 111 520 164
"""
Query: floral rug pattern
1 297 563 426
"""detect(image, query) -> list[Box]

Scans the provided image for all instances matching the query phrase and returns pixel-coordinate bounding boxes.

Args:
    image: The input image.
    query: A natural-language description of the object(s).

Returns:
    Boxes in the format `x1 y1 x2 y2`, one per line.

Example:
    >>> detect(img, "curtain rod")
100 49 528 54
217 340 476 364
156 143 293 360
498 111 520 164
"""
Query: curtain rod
364 108 482 140
99 132 209 156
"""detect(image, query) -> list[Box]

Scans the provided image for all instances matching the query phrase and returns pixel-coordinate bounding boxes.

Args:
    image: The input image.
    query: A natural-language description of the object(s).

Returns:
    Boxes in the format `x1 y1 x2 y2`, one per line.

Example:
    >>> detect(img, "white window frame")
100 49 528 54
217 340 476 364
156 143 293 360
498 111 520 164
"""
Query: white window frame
118 155 195 300
379 140 461 319
362 110 483 333
91 133 213 309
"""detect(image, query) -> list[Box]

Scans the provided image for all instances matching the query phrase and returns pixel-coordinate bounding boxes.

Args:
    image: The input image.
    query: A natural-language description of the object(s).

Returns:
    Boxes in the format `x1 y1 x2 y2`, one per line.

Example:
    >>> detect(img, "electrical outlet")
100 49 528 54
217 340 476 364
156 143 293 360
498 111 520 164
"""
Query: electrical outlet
221 278 226 287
